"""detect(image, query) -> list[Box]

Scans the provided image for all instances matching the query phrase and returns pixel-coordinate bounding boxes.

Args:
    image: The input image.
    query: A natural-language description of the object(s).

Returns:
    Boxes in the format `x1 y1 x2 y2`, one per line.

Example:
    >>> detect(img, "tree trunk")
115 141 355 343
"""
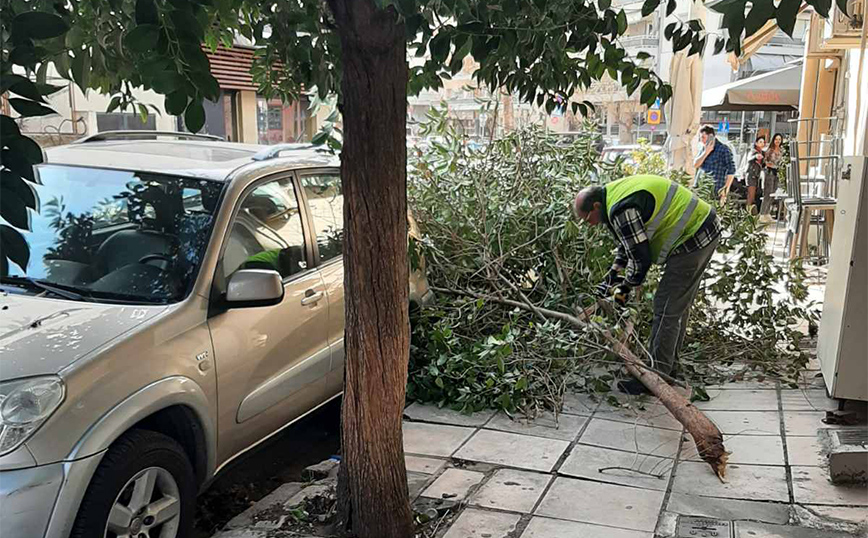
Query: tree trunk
327 2 413 537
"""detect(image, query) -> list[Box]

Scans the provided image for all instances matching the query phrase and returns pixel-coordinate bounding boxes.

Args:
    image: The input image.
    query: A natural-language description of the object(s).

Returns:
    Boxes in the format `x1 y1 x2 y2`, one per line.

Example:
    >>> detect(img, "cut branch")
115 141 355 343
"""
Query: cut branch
433 286 730 480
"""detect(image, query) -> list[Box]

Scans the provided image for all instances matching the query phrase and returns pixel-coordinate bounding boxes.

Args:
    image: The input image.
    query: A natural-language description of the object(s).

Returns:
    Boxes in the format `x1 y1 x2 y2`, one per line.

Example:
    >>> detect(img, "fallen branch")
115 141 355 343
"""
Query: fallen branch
433 286 730 481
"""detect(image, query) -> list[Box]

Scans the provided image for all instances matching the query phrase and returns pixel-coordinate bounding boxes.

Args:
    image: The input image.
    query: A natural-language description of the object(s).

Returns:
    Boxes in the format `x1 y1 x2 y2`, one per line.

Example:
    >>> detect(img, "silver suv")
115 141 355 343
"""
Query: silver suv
0 132 431 538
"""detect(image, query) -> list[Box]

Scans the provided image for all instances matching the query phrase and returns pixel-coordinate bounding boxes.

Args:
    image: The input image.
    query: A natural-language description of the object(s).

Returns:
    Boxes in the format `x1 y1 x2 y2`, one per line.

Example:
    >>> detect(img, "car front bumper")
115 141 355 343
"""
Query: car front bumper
0 461 64 537
0 451 105 538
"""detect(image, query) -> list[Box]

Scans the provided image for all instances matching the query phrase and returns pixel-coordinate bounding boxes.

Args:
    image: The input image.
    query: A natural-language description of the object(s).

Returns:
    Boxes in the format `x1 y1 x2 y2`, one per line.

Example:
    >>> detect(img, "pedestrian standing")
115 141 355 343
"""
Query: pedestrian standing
760 133 784 220
744 135 766 214
694 125 736 204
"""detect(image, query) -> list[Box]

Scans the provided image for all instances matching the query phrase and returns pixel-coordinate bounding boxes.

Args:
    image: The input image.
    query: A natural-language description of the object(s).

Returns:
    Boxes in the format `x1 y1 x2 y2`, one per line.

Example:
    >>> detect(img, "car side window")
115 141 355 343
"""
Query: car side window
300 174 343 263
222 177 307 280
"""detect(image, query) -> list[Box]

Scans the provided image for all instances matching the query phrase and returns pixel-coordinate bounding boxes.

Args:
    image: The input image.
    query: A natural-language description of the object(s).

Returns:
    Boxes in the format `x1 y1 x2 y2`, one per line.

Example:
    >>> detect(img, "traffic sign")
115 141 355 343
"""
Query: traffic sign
647 109 661 125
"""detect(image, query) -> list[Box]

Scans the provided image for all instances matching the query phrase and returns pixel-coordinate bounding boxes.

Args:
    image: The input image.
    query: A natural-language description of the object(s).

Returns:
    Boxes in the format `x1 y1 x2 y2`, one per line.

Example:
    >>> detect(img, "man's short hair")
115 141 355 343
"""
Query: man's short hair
699 125 715 136
574 185 604 216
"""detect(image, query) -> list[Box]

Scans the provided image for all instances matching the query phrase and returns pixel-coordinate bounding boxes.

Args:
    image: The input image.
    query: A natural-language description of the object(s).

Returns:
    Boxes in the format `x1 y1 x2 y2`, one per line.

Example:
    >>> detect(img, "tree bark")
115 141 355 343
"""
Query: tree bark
327 1 414 537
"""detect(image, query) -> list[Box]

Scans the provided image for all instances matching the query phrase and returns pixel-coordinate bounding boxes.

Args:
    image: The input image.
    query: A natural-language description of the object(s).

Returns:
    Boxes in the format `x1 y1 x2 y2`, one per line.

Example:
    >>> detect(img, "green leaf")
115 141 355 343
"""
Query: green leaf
138 104 149 124
4 76 45 103
665 22 677 39
636 51 651 60
745 0 775 36
713 36 727 54
13 12 69 40
136 0 160 24
9 136 43 166
709 0 745 14
640 82 657 105
435 377 445 389
690 386 711 402
172 9 205 41
0 116 21 142
71 50 91 91
666 0 677 16
107 96 123 113
189 71 220 102
184 100 206 132
688 19 704 32
598 0 612 10
311 130 329 146
1 171 38 210
641 0 661 17
835 0 849 16
165 91 188 115
616 10 628 34
0 187 31 230
124 25 161 53
430 32 451 64
9 99 56 117
1 149 36 183
806 0 831 17
775 0 801 36
0 224 30 271
35 83 64 97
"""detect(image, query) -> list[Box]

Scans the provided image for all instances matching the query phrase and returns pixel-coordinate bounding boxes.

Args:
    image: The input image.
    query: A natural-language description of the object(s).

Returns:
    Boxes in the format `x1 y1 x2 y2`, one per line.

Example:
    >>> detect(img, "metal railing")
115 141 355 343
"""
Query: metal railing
620 35 659 49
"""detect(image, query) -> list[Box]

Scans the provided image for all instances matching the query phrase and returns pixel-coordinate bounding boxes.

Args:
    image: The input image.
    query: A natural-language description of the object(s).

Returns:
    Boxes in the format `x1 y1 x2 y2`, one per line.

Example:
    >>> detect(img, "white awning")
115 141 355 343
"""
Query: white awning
702 61 803 111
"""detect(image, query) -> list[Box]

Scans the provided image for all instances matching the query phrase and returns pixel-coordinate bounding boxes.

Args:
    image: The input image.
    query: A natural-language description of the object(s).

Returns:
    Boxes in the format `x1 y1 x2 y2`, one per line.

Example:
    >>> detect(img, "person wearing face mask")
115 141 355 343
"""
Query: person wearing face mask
572 175 721 394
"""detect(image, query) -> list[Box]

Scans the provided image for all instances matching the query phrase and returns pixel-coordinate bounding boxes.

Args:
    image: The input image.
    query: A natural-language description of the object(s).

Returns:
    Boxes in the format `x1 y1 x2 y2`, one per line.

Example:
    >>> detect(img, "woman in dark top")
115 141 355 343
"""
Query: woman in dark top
761 133 784 218
744 135 766 214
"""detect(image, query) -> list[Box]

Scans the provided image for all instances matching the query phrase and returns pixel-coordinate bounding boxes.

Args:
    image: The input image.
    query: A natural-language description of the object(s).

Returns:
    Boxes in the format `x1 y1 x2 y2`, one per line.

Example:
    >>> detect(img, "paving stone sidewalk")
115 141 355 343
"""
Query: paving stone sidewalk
400 381 867 538
214 379 866 538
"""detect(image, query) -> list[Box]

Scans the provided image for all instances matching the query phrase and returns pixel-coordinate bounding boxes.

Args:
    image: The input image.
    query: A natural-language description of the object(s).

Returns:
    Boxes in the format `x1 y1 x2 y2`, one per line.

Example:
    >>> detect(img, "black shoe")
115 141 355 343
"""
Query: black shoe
617 378 652 395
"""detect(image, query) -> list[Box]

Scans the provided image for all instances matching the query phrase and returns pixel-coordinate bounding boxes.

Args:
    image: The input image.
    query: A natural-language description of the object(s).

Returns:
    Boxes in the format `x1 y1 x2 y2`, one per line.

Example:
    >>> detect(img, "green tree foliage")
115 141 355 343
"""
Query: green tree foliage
1 0 826 272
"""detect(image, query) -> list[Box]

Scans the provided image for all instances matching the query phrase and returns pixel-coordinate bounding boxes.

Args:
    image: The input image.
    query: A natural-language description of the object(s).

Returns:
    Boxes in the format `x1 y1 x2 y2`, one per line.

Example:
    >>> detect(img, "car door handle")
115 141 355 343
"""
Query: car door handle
301 290 324 306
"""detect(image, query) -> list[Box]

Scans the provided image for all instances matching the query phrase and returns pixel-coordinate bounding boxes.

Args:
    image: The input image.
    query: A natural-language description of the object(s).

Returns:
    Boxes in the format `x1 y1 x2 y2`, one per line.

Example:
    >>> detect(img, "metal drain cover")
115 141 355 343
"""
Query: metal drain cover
676 516 733 537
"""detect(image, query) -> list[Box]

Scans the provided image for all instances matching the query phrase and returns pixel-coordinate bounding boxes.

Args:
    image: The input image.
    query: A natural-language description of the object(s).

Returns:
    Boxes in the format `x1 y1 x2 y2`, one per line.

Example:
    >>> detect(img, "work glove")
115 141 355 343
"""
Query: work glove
595 270 624 298
612 284 632 307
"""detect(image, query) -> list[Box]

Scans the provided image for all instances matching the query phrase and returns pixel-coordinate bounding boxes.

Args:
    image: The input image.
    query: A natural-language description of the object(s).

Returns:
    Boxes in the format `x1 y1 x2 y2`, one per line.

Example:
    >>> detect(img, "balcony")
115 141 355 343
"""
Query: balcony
619 35 659 49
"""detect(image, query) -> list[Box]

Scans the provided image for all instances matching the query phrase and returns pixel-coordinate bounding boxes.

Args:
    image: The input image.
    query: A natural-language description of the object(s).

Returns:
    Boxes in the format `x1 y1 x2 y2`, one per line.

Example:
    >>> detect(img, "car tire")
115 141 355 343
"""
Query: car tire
71 429 196 538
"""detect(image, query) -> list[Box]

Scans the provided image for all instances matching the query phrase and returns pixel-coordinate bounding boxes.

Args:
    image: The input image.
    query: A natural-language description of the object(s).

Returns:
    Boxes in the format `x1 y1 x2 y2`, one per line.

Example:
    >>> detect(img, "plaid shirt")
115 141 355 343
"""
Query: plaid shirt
611 207 721 286
698 142 736 191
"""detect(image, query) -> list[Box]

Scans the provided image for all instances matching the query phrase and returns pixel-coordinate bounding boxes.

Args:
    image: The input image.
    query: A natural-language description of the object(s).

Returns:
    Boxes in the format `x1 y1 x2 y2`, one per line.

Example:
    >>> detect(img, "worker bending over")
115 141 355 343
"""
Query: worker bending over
573 174 720 394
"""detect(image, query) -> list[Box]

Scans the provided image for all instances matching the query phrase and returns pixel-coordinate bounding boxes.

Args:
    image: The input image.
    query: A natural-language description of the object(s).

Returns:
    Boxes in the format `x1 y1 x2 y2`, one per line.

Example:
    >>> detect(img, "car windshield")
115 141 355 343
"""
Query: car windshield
1 165 223 304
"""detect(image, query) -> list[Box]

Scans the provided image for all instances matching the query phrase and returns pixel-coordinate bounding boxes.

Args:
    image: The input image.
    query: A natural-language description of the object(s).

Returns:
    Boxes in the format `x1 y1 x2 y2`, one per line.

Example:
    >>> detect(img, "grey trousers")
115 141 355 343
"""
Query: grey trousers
760 168 779 216
650 236 719 376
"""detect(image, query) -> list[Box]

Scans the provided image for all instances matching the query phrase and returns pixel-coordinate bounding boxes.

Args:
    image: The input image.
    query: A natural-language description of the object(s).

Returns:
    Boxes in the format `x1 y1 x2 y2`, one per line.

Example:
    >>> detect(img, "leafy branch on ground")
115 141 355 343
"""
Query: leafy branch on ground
407 106 819 415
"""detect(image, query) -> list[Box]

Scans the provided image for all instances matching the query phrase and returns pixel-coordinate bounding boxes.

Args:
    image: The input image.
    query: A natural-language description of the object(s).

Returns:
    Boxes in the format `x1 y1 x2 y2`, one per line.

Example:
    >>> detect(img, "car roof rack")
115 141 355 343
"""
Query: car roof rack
73 130 224 143
251 143 317 161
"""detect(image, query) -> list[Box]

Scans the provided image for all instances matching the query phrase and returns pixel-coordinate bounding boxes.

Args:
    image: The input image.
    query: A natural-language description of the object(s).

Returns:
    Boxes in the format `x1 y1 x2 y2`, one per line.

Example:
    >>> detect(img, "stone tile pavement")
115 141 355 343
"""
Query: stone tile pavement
401 382 868 538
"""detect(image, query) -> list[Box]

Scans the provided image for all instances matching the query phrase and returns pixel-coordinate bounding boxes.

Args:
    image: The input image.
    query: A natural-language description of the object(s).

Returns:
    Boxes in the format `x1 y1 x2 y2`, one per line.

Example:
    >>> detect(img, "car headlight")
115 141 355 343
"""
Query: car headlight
0 376 65 456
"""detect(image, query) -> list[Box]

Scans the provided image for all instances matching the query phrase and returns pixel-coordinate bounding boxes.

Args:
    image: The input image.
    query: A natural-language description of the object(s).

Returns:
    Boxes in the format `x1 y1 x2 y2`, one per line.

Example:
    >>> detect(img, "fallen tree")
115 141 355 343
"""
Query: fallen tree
406 110 820 478
434 286 729 479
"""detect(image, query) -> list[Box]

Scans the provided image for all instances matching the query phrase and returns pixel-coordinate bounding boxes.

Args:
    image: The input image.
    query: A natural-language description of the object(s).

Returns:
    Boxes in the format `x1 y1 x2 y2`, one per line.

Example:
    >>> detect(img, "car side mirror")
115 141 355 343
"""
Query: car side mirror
225 269 284 308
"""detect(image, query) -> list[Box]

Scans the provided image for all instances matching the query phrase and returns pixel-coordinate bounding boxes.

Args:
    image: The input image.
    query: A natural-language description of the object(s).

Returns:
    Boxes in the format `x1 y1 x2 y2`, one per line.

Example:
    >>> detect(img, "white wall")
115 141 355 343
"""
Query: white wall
844 49 868 157
13 65 176 139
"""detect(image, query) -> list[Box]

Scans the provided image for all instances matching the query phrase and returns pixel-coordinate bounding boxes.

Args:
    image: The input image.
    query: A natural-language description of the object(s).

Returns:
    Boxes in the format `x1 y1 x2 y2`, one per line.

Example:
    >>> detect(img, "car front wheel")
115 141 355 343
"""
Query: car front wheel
71 429 196 538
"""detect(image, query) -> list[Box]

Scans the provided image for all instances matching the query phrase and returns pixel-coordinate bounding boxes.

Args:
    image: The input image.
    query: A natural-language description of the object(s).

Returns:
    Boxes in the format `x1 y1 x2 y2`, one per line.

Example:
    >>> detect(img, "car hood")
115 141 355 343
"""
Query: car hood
0 293 168 379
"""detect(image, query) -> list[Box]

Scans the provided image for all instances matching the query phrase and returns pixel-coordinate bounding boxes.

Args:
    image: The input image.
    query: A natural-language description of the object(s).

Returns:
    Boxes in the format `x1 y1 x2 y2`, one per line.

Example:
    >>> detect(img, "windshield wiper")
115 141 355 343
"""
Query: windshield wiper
0 276 91 302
